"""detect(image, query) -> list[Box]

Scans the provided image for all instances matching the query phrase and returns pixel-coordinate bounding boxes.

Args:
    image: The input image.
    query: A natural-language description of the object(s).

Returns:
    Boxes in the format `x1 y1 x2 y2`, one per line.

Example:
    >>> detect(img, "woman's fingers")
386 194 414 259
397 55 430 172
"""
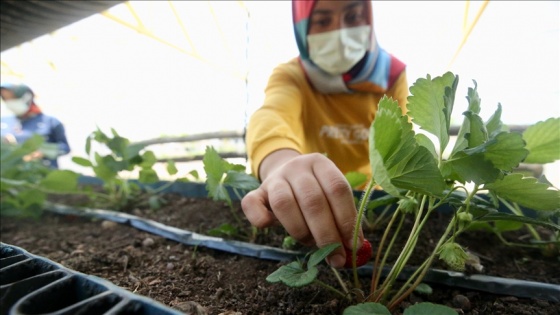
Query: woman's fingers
312 158 363 249
241 188 277 228
240 153 363 268
288 172 348 267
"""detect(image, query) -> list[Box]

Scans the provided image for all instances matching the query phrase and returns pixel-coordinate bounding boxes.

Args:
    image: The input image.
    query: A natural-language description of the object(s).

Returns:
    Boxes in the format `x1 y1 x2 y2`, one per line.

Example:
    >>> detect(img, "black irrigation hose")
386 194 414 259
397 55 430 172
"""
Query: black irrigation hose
44 202 305 262
44 202 560 303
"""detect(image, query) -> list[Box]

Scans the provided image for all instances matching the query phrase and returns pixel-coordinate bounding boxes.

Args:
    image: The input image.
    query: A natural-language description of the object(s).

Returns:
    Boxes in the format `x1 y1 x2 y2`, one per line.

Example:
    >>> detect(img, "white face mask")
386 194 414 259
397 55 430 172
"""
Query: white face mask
307 25 371 75
4 93 32 116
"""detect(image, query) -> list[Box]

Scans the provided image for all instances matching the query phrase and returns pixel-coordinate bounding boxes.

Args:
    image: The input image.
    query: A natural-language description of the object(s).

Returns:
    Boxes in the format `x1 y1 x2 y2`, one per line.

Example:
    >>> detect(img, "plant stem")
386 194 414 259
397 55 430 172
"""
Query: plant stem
499 198 542 241
27 183 112 201
330 267 349 295
149 180 176 195
373 195 428 302
494 232 542 249
370 212 404 298
313 279 349 300
388 213 457 310
352 180 376 288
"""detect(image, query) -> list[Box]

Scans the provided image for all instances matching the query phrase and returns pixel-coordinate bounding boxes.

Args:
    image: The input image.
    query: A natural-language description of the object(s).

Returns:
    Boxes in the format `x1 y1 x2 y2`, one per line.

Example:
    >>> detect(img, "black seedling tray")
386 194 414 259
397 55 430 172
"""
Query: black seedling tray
0 243 184 315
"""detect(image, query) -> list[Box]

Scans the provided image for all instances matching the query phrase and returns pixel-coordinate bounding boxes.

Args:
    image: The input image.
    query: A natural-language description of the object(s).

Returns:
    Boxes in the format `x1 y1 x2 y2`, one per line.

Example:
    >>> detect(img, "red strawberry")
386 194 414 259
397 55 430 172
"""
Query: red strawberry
344 239 373 268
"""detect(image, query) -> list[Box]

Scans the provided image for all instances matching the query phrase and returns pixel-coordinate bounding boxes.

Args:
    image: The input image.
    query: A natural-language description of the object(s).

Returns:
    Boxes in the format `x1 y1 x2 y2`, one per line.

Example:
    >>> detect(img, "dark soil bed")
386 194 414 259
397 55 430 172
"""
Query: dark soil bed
1 192 559 315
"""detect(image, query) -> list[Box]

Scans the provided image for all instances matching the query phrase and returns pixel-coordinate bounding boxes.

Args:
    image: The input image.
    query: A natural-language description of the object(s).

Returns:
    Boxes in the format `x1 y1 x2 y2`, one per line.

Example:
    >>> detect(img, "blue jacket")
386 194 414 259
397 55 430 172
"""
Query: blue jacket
1 113 70 168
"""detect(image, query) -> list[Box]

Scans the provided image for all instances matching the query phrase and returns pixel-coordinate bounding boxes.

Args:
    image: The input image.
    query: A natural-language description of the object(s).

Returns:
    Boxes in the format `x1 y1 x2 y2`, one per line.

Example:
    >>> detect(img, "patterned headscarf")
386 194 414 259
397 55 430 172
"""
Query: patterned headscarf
0 83 42 117
292 0 405 94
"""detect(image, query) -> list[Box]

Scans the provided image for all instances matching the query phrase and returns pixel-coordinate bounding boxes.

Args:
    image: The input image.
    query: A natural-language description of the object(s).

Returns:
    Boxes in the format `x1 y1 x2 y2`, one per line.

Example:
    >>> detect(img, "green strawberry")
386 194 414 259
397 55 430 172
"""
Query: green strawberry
438 242 468 271
344 239 373 268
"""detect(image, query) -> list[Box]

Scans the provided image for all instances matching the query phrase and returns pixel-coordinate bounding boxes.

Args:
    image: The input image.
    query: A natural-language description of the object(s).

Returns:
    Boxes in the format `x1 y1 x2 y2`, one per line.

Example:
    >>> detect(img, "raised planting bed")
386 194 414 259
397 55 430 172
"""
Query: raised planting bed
1 181 558 315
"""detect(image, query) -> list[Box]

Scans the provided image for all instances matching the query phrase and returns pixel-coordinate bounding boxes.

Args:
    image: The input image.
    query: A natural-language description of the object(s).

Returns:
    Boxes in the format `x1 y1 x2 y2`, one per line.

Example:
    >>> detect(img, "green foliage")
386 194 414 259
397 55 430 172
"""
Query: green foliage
203 146 259 208
523 117 560 164
208 223 239 238
267 243 340 287
267 71 559 313
72 127 176 210
374 72 559 212
345 171 368 189
202 145 260 237
266 261 319 288
438 242 468 271
282 235 298 250
362 72 559 309
1 135 80 218
484 174 558 211
370 96 446 197
407 72 457 154
1 127 183 217
343 303 391 315
403 303 458 315
413 283 433 295
343 302 457 315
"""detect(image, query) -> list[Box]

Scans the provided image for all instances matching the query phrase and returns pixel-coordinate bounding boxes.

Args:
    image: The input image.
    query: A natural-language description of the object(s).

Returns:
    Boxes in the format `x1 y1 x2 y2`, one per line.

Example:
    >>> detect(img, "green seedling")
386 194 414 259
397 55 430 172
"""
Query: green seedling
1 135 83 218
72 127 178 210
282 235 298 250
266 243 349 299
1 127 182 217
203 145 260 237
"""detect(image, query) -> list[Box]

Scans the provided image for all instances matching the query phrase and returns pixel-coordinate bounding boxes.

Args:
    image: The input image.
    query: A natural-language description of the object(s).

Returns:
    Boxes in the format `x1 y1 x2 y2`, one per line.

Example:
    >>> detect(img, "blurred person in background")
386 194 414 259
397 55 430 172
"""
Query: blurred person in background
1 83 70 168
241 0 409 268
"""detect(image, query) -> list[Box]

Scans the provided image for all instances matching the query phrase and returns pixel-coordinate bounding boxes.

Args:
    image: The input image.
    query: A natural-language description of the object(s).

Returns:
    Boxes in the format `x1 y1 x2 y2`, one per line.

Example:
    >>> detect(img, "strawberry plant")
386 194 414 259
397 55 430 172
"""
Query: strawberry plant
1 127 183 217
72 127 178 210
203 145 260 238
267 72 560 313
1 135 83 218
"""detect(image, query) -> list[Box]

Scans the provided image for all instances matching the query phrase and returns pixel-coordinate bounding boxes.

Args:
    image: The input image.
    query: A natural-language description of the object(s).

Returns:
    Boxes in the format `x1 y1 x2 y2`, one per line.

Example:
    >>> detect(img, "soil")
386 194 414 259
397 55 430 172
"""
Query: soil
1 192 559 315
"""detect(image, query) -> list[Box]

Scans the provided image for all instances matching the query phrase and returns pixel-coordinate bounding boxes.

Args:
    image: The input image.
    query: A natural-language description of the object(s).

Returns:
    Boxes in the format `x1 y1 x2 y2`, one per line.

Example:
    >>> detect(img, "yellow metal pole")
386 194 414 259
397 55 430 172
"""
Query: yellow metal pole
448 0 490 69
167 1 198 55
101 3 247 81
462 1 470 33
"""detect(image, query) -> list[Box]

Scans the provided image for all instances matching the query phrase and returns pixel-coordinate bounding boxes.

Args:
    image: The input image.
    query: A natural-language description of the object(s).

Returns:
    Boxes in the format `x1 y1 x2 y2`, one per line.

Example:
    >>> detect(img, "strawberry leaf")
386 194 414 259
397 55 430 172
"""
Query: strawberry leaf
484 173 560 211
266 261 318 287
451 81 486 156
523 117 560 164
39 170 80 192
475 211 560 231
308 243 340 267
166 160 178 175
407 72 457 154
485 104 505 138
463 111 487 148
345 171 368 189
473 132 528 171
223 171 260 191
370 97 446 197
204 146 259 205
403 302 458 315
442 152 501 185
203 146 230 203
343 303 391 315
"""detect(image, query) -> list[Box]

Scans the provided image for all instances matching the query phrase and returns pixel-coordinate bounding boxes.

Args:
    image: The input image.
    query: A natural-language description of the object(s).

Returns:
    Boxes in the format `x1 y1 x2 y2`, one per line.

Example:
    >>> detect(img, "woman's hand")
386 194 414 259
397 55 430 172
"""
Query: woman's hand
241 150 364 268
23 150 44 162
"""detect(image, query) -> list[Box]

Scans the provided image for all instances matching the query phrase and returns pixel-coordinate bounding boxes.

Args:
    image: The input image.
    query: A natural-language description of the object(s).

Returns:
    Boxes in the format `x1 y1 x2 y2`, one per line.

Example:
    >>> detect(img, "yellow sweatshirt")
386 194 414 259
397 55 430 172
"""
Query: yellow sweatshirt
246 58 409 180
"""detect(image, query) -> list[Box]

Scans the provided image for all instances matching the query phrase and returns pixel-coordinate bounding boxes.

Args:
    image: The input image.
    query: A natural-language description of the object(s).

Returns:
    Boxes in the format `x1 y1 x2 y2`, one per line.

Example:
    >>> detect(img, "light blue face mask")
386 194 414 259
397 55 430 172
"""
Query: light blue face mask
4 92 32 116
